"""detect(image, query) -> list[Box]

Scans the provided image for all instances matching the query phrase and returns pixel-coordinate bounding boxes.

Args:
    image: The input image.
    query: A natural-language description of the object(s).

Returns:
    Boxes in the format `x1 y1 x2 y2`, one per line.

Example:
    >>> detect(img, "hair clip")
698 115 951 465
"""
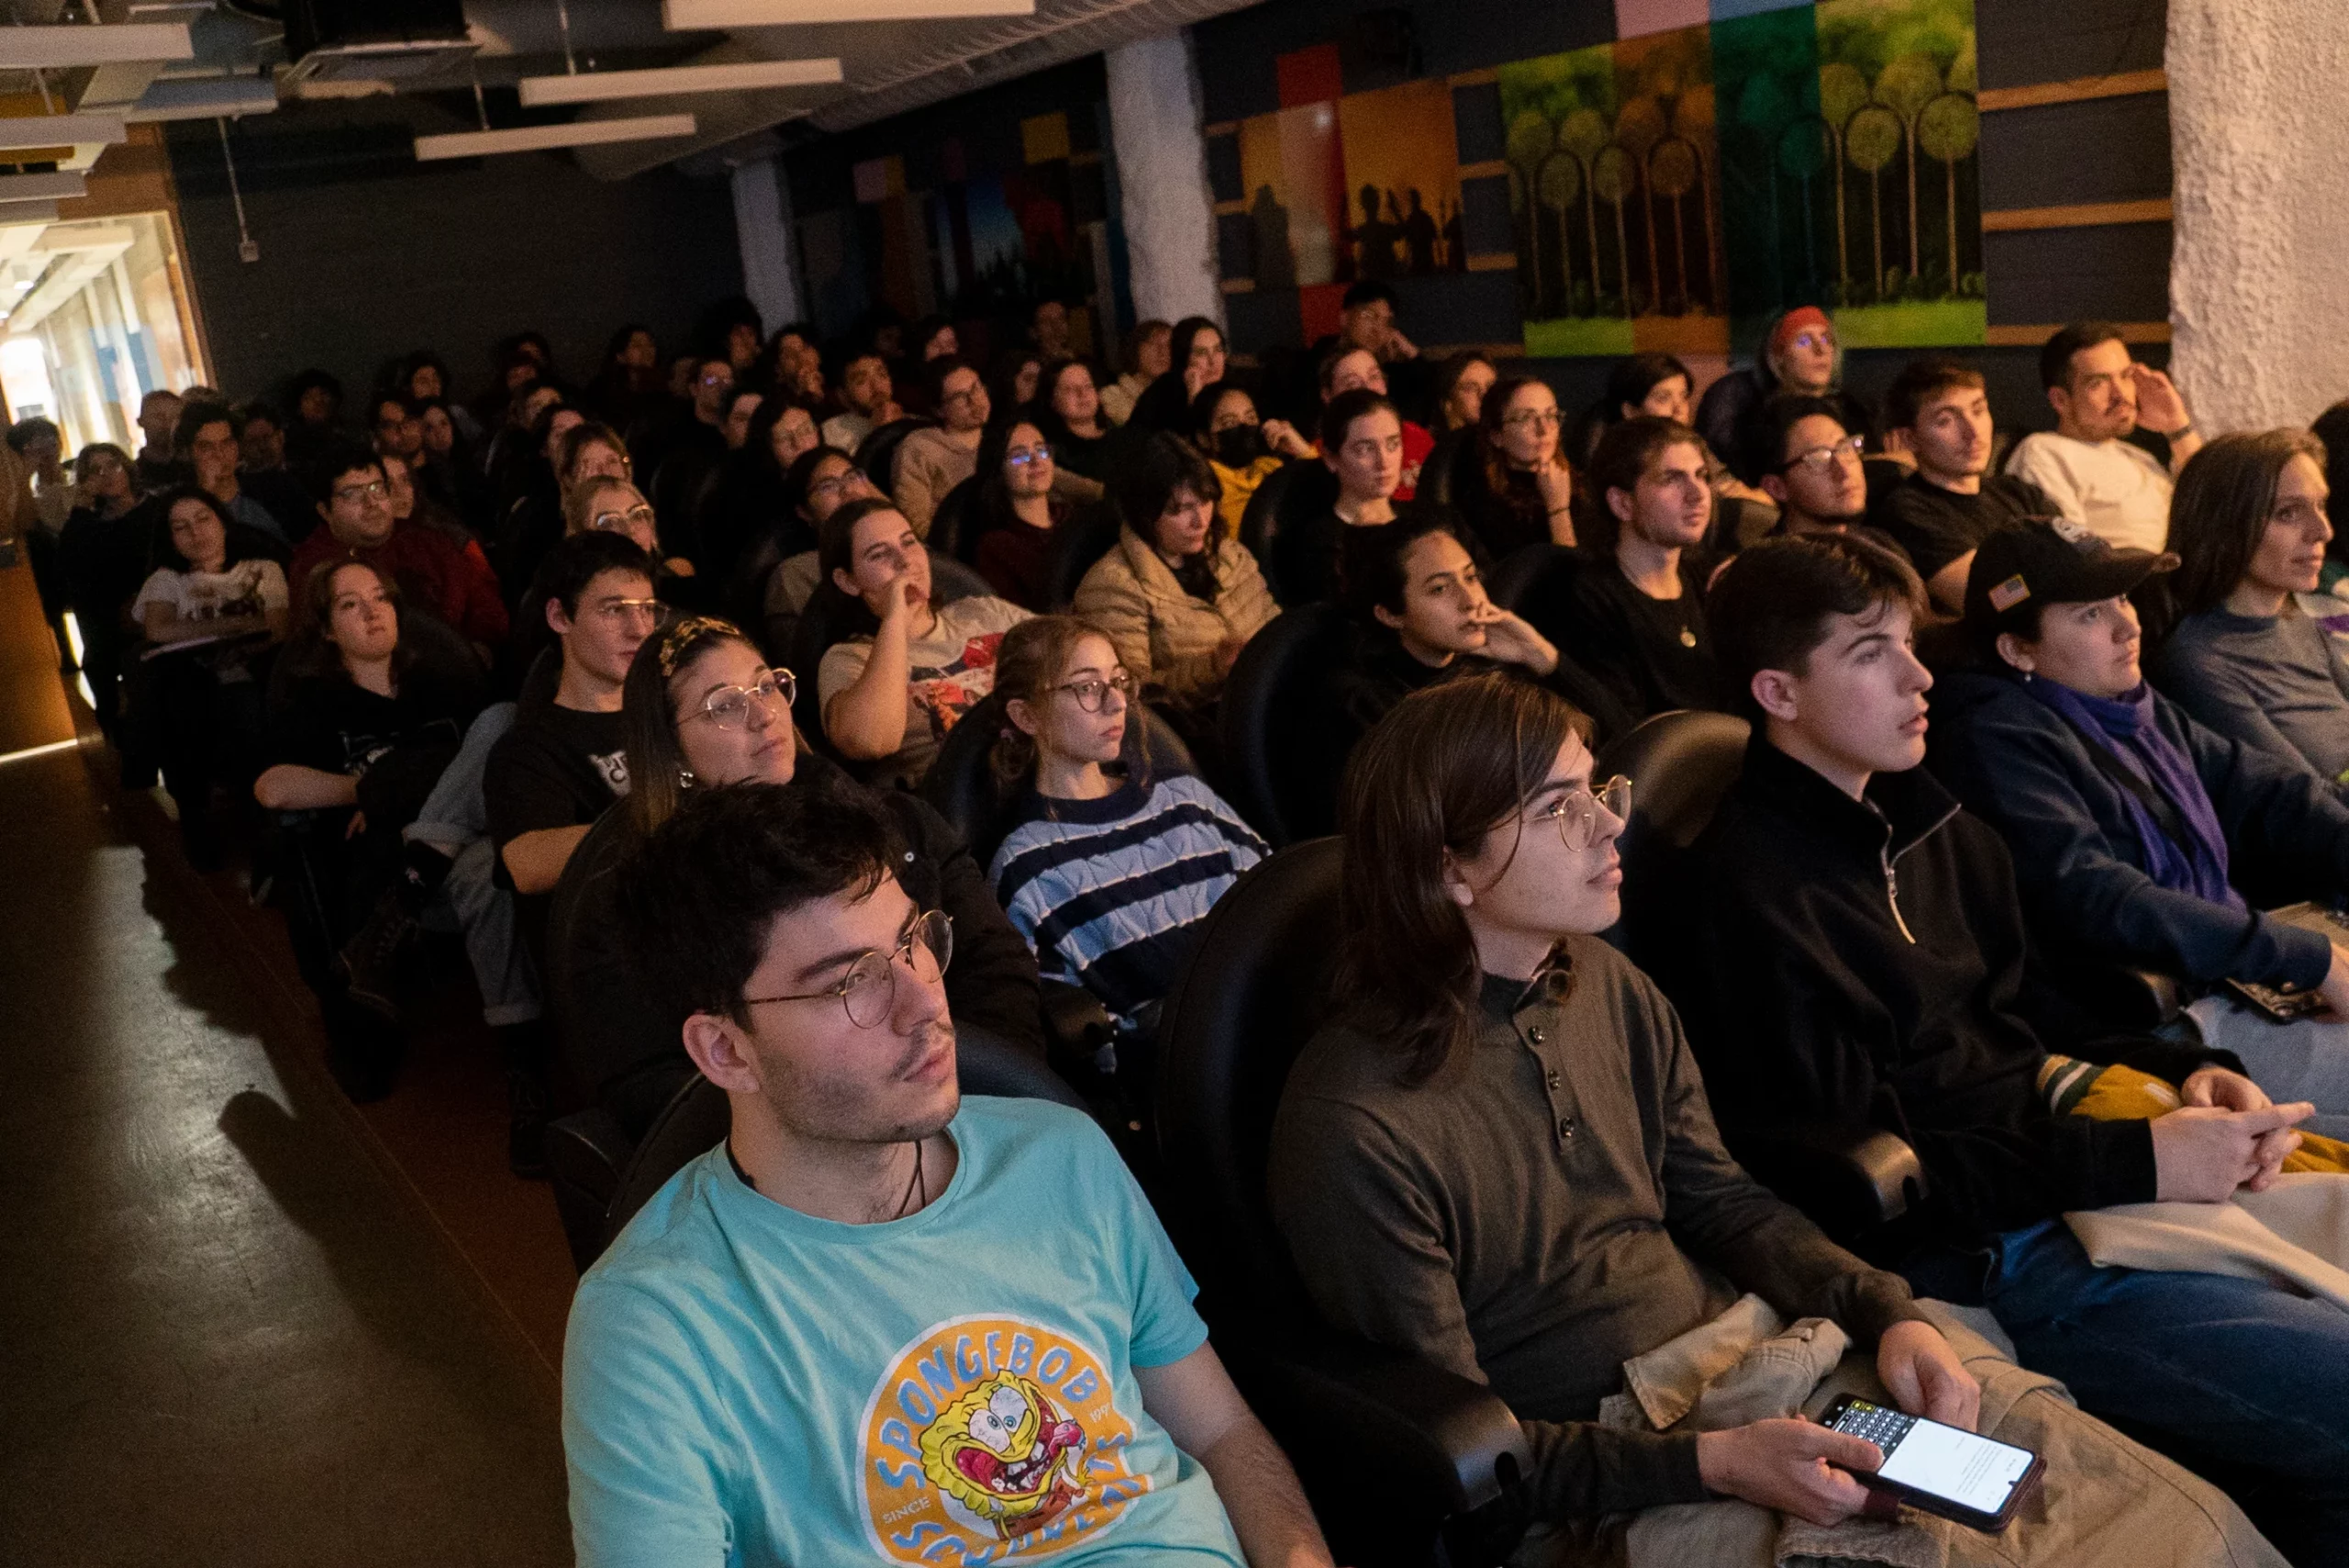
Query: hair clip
654 615 738 678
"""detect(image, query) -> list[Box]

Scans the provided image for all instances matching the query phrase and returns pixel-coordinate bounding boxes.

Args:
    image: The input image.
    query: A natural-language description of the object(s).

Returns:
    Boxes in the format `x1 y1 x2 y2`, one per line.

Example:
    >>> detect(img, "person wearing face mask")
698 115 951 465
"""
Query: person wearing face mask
1189 381 1313 539
1072 435 1275 749
1931 519 2349 1121
987 616 1267 1068
2154 431 2349 795
1695 307 1875 486
2005 324 2202 554
816 496 1031 789
545 613 1044 1142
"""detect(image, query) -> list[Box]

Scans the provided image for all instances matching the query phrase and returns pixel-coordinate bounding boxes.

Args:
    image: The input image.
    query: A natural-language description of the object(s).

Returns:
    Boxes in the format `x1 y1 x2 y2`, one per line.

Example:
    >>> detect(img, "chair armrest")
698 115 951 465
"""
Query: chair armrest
546 1106 632 1273
1739 1124 1926 1242
1225 1328 1530 1519
1039 979 1116 1062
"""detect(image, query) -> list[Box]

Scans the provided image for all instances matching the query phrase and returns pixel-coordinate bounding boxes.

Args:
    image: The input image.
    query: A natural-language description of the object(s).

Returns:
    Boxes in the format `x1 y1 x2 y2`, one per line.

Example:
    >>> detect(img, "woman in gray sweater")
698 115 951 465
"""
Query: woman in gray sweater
2154 428 2349 787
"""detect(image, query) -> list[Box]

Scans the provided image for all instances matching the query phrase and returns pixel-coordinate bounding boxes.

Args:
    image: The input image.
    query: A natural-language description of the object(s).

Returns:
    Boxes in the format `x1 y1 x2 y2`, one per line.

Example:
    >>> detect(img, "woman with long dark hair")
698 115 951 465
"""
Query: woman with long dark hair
1126 317 1228 435
963 417 1069 611
1456 375 1578 559
1031 358 1113 483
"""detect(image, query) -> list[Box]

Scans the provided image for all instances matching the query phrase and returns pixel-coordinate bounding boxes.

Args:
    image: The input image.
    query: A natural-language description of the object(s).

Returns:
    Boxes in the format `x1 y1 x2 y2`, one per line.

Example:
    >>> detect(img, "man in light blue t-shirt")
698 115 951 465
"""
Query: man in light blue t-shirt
565 777 1334 1568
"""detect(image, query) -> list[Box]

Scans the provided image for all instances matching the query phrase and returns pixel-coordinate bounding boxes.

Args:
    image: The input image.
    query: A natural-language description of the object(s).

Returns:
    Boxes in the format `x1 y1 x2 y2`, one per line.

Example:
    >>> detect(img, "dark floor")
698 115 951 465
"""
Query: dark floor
0 740 575 1565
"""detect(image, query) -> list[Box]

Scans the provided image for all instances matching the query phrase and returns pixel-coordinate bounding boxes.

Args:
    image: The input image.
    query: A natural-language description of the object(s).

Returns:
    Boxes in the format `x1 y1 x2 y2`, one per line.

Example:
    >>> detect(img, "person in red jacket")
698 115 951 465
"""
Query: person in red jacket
290 443 507 658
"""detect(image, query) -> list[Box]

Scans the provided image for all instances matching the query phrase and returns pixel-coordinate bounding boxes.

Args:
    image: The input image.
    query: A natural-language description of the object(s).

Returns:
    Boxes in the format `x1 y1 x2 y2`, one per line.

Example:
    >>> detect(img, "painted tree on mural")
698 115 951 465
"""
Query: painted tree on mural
1815 0 1981 303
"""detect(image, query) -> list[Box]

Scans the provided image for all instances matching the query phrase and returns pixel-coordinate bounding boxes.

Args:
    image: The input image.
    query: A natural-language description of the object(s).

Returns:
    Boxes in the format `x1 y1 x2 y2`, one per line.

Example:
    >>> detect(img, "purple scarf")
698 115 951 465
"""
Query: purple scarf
2022 676 2244 910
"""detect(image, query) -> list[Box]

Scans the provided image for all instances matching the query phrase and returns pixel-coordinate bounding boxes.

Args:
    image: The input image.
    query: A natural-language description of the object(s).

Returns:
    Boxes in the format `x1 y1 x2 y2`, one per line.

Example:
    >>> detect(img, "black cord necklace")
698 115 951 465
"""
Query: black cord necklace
895 1138 928 1219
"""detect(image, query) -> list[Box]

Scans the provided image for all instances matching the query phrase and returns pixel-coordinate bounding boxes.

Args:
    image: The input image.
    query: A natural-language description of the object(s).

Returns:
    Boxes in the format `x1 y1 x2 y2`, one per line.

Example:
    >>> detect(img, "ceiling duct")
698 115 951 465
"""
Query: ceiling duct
283 0 476 84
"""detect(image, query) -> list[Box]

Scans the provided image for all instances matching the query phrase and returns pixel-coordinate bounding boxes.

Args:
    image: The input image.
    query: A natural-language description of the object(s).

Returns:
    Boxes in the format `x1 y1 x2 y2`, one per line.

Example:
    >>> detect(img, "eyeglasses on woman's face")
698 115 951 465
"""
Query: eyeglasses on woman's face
689 667 796 728
591 502 658 534
1007 442 1053 469
1535 774 1632 851
1054 669 1135 713
741 908 954 1030
1502 407 1563 432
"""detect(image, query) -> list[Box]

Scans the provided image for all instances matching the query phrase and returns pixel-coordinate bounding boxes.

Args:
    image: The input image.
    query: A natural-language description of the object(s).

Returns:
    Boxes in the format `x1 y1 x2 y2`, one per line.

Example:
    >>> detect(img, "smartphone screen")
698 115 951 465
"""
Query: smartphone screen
1823 1399 2035 1517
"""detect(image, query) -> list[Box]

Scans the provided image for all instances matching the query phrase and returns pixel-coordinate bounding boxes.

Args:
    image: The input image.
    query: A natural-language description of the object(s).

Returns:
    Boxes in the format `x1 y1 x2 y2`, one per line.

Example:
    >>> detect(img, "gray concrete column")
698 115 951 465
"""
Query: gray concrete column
731 157 805 330
1104 30 1222 328
2167 0 2349 431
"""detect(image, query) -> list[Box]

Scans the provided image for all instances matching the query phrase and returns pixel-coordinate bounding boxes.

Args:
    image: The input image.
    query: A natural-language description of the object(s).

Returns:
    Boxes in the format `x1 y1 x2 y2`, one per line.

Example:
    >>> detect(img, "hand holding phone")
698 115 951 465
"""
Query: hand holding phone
1815 1395 2043 1531
1695 1418 1885 1527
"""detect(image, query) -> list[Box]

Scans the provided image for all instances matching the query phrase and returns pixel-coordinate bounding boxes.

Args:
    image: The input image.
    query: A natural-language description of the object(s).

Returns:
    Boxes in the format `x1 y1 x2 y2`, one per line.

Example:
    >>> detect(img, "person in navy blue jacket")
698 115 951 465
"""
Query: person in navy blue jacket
1928 519 2349 1132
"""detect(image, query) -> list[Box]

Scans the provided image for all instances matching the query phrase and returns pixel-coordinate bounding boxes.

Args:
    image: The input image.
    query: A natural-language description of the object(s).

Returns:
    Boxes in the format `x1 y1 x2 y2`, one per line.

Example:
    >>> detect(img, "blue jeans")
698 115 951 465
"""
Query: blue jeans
1945 1219 2349 1566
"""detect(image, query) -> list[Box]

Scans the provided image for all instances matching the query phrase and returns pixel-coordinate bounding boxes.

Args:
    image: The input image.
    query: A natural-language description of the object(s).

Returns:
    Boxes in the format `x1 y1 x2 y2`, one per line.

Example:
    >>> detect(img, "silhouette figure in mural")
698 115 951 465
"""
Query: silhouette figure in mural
1250 184 1297 290
1441 197 1465 272
1354 183 1400 279
1401 188 1439 276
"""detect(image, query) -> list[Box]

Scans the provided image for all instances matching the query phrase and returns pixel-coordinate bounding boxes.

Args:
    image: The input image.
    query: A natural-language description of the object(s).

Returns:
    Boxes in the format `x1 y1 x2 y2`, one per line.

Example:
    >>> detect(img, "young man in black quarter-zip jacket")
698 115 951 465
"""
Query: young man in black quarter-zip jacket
1647 532 2349 1562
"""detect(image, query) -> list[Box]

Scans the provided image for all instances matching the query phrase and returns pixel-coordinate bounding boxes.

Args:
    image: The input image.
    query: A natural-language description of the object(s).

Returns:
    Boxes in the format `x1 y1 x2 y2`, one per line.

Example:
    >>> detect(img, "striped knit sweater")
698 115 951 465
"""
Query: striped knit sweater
988 772 1268 1029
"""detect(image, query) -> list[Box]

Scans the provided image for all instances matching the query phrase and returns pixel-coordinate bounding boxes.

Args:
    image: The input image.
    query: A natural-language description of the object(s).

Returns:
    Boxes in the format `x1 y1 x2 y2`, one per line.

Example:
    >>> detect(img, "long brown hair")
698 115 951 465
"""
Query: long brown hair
284 557 415 684
621 614 776 837
1334 673 1586 1084
2166 428 2328 617
1477 375 1571 501
987 615 1152 796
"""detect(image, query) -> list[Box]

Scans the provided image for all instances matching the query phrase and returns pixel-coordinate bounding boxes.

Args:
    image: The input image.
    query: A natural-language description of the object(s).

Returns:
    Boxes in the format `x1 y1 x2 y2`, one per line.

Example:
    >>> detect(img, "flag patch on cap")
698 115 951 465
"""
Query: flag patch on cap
1988 574 2032 612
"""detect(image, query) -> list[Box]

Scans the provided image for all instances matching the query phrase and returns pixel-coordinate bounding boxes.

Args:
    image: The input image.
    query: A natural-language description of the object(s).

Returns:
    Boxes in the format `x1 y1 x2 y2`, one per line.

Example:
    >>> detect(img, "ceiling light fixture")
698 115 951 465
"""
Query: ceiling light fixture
0 172 84 202
662 0 1033 27
0 114 126 150
518 57 842 106
127 78 278 122
414 114 699 161
0 23 194 70
0 201 57 226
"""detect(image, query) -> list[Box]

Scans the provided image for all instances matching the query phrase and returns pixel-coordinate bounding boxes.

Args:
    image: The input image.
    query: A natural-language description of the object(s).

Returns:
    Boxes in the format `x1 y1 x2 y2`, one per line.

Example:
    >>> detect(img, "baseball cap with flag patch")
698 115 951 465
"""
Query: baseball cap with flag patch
1964 517 2178 639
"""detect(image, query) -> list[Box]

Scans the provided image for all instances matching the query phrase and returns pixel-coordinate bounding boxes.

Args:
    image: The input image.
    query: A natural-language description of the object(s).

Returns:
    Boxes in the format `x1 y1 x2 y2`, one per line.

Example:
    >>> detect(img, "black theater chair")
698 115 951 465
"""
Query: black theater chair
1600 709 1928 1243
1216 603 1352 846
1153 838 1531 1567
1483 543 1580 632
550 1025 1091 1271
852 415 937 491
1046 502 1125 611
927 476 976 562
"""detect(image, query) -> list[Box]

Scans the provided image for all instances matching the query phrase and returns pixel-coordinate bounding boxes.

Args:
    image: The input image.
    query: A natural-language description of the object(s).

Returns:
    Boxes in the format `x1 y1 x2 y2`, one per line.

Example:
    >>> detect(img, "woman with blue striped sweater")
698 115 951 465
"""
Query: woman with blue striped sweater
986 617 1267 1051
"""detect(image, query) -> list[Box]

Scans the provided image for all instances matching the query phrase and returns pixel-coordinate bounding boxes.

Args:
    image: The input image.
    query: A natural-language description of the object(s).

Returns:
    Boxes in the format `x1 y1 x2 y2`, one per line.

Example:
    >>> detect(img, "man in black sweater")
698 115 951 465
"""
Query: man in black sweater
1664 533 2349 1562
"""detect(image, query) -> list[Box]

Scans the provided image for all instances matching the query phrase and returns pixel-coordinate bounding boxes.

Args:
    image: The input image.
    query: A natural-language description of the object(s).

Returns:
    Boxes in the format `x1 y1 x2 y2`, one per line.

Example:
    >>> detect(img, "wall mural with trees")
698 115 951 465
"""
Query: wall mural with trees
1497 0 1979 359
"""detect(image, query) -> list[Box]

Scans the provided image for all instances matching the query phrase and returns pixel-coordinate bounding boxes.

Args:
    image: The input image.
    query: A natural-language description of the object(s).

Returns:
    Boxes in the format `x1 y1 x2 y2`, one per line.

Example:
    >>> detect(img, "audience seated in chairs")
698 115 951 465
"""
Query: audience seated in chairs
564 779 1334 1567
1746 395 1904 556
1190 379 1312 540
1930 520 2349 1127
496 418 632 603
548 613 1041 1146
1454 373 1578 561
1867 357 2054 616
1072 434 1275 756
132 485 290 865
1695 306 1874 485
818 347 899 454
1317 344 1436 500
1671 532 2349 1563
963 417 1071 611
1267 672 2283 1568
2003 323 2203 556
815 495 1030 789
1126 314 1225 437
1266 388 1405 606
749 444 874 658
1430 350 1497 436
177 396 306 548
1098 317 1168 428
985 617 1265 1079
891 355 989 537
1032 356 1113 485
702 395 817 589
289 445 508 658
2153 429 2349 793
1554 417 1725 726
1331 514 1630 754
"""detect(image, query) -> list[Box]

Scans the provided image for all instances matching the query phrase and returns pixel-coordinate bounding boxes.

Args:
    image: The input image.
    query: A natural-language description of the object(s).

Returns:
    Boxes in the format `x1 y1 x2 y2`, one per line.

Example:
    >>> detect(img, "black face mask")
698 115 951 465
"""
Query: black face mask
1212 425 1266 466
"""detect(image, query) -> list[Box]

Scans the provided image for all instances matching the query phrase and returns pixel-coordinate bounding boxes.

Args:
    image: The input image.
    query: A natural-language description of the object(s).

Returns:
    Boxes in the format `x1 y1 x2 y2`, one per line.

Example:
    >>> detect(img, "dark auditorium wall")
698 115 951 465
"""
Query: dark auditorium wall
163 95 743 407
1186 0 2175 432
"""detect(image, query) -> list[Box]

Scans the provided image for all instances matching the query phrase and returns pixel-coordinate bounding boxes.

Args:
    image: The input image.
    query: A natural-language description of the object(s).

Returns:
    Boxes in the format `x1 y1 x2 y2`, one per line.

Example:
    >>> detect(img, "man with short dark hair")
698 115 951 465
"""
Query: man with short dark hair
820 350 900 454
1871 357 2057 612
371 394 426 465
1670 531 2349 1562
2004 323 2200 554
1749 393 1878 540
175 398 301 545
1030 295 1072 359
892 355 989 535
135 387 183 489
289 445 507 651
565 778 1335 1568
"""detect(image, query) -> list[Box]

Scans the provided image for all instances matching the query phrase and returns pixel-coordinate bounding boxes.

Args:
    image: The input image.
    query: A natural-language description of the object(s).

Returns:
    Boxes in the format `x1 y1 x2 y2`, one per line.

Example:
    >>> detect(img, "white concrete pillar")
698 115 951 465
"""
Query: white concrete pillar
731 157 805 330
1104 30 1222 328
2167 0 2349 432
